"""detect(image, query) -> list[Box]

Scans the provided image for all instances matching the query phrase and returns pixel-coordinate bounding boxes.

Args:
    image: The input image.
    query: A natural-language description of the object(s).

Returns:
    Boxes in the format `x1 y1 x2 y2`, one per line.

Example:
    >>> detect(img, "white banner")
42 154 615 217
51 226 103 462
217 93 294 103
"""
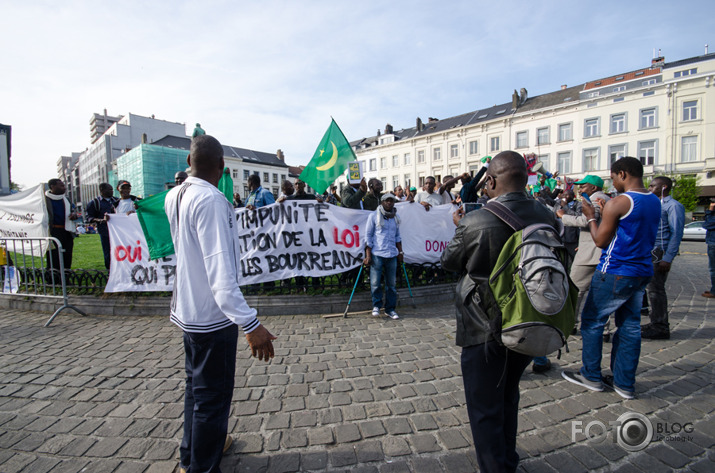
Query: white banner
106 214 176 292
0 184 50 256
105 201 458 292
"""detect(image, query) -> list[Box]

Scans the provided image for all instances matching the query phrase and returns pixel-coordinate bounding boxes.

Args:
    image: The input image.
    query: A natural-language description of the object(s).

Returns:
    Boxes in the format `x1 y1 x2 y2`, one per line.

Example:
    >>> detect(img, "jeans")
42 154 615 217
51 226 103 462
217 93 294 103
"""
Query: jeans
580 271 650 392
180 324 238 473
462 342 533 473
370 255 397 312
646 268 670 332
708 244 715 293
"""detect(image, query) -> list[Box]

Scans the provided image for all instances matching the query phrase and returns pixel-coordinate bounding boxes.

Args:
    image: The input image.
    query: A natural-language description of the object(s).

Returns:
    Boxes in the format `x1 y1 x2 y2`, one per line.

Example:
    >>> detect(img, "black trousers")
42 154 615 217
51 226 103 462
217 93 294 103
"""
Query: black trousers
180 324 237 472
99 232 111 270
47 227 74 270
461 341 533 473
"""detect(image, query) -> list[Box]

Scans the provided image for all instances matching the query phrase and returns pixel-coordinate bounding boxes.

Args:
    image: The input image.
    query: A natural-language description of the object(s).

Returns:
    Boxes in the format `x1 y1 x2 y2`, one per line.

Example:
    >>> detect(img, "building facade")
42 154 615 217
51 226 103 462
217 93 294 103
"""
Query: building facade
90 109 123 144
116 136 290 200
348 53 715 201
77 113 186 203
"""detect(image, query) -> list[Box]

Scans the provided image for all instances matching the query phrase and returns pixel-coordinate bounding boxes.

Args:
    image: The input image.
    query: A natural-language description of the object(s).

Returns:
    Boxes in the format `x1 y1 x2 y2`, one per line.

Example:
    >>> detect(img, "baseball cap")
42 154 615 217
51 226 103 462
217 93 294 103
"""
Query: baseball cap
117 180 131 190
381 193 397 202
409 186 417 192
573 175 604 188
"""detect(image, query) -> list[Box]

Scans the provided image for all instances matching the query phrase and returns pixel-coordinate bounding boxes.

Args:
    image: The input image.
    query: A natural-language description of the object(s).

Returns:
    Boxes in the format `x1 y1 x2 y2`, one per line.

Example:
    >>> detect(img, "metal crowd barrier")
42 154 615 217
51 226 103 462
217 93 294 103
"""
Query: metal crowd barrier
0 237 87 327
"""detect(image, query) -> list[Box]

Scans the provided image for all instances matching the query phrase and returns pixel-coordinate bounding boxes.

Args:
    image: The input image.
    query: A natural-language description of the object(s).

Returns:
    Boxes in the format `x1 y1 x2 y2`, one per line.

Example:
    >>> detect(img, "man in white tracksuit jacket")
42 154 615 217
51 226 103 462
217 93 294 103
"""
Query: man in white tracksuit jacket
166 135 276 473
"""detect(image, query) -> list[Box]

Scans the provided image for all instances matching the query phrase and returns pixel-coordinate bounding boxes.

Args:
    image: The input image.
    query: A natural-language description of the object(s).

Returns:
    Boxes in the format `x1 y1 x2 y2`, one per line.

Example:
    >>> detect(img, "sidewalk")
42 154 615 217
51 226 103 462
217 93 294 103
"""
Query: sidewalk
0 242 713 472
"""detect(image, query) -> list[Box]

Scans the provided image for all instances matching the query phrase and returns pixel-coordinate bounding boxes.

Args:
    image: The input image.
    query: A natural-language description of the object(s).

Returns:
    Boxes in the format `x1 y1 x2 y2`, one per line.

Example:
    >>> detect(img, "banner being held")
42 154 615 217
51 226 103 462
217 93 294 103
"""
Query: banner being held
0 184 50 256
106 201 458 291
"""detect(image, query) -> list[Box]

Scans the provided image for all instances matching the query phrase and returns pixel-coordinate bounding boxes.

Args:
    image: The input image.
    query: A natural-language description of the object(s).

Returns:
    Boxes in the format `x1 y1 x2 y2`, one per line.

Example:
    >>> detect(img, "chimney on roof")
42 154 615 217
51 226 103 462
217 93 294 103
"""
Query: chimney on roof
377 129 381 136
416 117 423 132
428 117 439 123
561 84 567 90
385 123 393 135
276 149 285 162
141 133 147 144
651 56 665 68
706 44 709 55
519 88 528 105
512 90 519 109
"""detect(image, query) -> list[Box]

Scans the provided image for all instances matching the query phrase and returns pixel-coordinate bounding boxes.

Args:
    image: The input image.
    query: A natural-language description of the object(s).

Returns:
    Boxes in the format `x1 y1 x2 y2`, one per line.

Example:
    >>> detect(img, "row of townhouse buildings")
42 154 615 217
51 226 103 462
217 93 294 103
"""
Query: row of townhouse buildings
57 112 291 212
347 52 715 203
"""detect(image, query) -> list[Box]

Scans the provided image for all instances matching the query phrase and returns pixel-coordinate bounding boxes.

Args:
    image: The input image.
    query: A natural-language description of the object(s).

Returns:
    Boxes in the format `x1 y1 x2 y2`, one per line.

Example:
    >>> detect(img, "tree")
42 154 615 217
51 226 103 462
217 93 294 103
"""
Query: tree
670 175 699 212
10 181 22 192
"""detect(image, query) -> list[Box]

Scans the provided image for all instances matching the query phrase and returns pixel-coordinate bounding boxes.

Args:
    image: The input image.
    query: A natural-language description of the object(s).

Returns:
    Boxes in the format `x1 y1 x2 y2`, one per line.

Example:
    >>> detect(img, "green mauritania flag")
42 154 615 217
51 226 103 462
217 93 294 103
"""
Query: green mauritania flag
218 168 234 204
135 190 174 260
300 119 357 194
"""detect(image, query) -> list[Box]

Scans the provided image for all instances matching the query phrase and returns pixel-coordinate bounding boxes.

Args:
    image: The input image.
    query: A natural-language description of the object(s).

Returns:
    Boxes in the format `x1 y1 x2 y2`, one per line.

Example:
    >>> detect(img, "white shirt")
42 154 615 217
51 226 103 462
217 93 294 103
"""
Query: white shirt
165 177 259 333
116 198 134 213
415 191 443 207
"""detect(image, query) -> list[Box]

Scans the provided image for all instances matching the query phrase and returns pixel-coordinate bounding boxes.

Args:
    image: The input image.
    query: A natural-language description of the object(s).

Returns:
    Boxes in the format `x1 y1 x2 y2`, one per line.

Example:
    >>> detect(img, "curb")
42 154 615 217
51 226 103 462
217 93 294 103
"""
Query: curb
0 283 456 317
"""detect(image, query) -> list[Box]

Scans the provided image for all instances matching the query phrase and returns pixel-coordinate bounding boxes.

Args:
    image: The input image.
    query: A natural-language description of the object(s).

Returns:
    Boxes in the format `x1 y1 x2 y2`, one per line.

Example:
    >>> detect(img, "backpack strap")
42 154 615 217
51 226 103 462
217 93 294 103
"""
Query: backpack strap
482 200 527 232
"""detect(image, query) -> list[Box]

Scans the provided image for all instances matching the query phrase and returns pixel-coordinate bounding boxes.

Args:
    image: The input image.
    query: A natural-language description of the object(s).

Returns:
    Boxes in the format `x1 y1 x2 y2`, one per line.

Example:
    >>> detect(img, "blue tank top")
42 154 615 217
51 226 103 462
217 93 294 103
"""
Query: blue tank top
598 191 661 277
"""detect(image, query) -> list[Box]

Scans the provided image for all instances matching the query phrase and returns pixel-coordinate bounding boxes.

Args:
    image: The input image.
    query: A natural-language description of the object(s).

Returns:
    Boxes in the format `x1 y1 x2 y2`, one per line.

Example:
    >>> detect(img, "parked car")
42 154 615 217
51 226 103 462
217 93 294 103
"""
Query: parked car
682 221 706 241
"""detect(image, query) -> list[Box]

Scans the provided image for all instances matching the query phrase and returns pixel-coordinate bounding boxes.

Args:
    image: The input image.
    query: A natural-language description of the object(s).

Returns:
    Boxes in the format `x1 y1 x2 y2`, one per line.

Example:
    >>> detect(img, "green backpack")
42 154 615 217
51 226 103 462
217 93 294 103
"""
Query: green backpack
480 201 577 357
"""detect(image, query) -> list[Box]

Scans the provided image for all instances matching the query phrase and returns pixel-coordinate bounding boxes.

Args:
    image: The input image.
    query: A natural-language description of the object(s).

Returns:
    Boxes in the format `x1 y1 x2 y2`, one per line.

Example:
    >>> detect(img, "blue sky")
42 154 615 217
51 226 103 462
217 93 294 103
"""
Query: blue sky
1 0 712 189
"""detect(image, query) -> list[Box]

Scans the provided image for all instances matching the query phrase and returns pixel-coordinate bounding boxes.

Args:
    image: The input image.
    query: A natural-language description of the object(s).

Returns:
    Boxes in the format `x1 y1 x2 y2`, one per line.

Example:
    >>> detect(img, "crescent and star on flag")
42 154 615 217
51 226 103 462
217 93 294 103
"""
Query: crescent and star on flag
316 141 339 171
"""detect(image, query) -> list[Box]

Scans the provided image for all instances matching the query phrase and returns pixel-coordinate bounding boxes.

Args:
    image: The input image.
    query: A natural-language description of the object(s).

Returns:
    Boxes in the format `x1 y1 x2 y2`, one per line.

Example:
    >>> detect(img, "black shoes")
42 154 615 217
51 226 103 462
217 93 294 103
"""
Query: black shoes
641 324 670 340
532 359 552 374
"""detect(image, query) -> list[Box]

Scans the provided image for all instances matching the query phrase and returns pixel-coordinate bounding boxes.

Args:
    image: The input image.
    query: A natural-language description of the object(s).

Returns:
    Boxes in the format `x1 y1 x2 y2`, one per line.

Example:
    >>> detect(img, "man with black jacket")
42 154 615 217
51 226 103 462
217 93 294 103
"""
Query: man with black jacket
341 177 368 209
85 183 118 270
441 151 558 473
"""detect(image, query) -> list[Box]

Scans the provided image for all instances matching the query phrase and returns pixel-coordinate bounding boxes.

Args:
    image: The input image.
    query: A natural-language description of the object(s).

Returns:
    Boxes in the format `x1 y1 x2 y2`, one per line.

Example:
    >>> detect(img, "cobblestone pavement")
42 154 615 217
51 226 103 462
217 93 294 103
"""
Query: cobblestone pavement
0 242 713 472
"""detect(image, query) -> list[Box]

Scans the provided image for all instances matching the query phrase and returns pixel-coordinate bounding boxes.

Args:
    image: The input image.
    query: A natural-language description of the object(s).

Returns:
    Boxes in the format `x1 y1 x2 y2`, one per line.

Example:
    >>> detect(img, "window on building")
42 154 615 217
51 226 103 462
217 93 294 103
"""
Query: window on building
380 157 386 169
583 148 599 172
433 147 442 161
681 136 697 162
642 78 656 86
243 170 250 180
639 108 656 129
558 123 572 142
369 159 376 171
674 68 697 78
272 173 278 183
380 177 387 189
610 113 626 134
418 173 425 187
515 131 528 149
272 188 279 198
244 185 249 197
404 174 411 187
263 172 269 183
557 152 571 175
392 176 399 189
232 169 238 178
584 118 600 138
469 141 478 155
609 144 626 165
490 136 500 152
417 150 425 163
281 174 287 182
450 144 459 158
682 100 698 121
613 86 626 92
638 141 656 165
537 127 549 145
392 155 399 167
404 153 411 165
587 91 599 98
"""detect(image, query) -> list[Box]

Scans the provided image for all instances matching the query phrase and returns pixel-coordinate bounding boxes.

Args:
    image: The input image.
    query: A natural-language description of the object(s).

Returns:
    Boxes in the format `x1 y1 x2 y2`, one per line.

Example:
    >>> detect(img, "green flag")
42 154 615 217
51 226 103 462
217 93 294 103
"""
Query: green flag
135 190 174 260
218 167 234 204
300 119 356 194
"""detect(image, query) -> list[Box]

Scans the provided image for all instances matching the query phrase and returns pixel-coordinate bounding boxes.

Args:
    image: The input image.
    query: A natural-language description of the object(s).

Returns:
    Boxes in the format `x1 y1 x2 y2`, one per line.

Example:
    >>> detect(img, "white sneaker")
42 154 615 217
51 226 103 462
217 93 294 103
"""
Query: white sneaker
372 307 381 317
387 311 400 320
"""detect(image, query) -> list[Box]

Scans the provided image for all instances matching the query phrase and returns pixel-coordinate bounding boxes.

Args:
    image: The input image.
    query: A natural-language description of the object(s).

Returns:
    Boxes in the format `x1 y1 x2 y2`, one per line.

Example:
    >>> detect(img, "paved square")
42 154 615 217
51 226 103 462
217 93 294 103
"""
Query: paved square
0 242 713 472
